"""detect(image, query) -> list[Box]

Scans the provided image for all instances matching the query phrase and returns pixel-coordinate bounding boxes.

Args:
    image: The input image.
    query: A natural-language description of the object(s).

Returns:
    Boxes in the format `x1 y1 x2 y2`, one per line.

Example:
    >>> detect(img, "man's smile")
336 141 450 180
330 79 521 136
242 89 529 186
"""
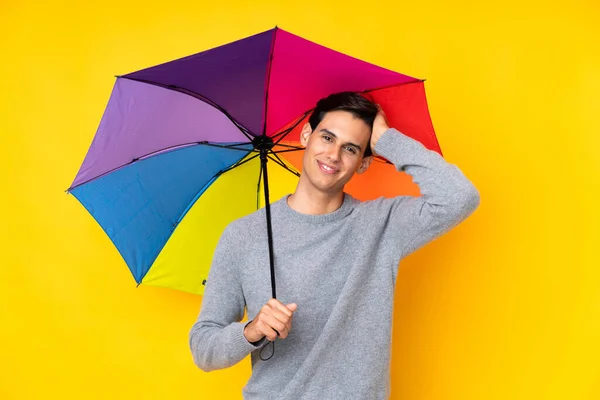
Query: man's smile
317 160 339 174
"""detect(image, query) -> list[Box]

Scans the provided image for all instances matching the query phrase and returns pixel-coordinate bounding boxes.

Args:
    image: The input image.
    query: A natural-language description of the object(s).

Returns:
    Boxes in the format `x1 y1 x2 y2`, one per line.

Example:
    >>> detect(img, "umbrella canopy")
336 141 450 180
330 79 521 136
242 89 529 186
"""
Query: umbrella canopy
67 27 441 296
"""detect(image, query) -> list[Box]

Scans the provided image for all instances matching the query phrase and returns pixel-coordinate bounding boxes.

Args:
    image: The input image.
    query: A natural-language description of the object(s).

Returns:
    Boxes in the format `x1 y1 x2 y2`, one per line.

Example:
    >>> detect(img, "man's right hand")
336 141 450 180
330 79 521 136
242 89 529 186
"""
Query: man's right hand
244 298 298 342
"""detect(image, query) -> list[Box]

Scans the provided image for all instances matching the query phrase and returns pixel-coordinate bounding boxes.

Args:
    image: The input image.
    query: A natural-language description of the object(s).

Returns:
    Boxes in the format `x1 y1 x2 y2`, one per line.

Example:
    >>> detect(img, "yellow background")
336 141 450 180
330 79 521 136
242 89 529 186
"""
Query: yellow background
2 0 599 399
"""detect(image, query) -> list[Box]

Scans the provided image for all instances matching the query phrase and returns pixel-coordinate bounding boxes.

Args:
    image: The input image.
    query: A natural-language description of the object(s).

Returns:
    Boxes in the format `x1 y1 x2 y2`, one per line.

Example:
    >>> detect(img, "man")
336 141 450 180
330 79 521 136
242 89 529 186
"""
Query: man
189 92 480 399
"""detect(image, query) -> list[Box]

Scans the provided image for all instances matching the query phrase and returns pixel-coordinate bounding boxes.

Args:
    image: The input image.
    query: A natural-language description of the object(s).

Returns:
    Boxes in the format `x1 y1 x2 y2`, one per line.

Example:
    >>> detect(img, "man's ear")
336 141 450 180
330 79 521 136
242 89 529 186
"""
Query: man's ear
356 156 373 174
300 122 312 147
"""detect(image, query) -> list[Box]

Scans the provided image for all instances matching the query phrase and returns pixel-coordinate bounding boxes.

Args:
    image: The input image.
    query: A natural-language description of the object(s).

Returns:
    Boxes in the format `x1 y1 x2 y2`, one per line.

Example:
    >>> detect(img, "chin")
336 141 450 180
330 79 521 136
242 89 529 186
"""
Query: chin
314 182 345 195
305 170 348 194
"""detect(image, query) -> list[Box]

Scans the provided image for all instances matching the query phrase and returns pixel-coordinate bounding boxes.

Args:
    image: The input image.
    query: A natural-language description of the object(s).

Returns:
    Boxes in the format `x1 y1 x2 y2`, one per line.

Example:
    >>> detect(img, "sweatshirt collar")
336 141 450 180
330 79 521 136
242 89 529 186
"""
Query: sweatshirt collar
273 193 356 224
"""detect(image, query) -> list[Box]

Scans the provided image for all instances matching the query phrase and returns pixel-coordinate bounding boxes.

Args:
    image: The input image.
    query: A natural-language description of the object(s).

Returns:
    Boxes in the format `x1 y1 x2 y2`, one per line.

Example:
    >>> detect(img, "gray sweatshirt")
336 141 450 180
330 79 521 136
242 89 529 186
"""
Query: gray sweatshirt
189 128 480 399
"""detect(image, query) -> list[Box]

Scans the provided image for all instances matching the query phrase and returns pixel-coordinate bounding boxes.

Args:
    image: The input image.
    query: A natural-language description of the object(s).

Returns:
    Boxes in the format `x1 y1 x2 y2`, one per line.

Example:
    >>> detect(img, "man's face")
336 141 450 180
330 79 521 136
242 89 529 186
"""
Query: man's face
300 110 373 195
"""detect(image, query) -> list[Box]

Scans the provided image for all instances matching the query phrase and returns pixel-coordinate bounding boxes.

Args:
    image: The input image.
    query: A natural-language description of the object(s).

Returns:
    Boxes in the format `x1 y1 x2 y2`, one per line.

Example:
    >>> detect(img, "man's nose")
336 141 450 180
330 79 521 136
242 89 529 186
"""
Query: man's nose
326 145 341 162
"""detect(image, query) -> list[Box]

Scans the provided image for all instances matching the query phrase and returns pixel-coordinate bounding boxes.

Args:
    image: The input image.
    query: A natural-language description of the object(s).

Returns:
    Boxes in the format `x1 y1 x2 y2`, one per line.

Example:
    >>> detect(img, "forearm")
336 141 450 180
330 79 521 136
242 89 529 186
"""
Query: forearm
374 128 480 256
189 224 266 372
375 128 479 212
189 317 265 372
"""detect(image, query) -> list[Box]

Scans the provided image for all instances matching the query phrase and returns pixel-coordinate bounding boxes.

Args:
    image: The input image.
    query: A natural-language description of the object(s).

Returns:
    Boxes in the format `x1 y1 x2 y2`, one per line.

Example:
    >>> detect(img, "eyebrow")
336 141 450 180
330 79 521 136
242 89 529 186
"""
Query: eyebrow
319 129 362 151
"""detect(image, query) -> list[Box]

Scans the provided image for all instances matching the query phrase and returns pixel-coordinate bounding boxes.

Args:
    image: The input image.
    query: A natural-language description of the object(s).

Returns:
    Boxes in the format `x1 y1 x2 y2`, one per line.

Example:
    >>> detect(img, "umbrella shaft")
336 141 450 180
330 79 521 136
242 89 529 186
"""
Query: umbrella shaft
260 151 277 300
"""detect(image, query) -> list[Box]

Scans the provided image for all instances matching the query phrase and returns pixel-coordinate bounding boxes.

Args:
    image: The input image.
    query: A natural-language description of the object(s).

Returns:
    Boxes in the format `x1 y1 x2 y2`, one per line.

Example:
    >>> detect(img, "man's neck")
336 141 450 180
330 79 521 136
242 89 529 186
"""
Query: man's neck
287 185 345 215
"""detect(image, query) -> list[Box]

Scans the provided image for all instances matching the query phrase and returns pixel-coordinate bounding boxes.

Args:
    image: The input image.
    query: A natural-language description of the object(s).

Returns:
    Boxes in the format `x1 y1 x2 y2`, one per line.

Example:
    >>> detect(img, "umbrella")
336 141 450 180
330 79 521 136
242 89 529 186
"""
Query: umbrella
66 27 442 298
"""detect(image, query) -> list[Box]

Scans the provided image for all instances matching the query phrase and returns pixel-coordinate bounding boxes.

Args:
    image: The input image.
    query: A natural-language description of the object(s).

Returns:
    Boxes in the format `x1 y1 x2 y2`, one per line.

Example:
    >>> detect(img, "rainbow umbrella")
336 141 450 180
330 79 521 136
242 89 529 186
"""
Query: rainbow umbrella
66 27 442 297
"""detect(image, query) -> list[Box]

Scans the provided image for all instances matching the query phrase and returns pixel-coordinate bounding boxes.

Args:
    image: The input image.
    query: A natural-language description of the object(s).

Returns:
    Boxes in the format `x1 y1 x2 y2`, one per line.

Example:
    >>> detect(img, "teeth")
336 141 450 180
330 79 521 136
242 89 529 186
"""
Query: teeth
320 162 335 172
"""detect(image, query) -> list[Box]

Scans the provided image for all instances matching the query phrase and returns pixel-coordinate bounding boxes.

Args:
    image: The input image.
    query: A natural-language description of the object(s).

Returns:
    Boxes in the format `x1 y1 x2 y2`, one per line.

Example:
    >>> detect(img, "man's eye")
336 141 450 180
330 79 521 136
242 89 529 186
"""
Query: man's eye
345 147 357 154
323 135 332 142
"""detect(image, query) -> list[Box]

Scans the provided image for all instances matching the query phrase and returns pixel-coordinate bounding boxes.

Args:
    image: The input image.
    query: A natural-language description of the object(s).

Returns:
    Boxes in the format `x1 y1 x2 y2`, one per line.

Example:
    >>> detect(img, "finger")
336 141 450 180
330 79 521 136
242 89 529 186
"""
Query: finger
267 298 294 318
260 325 278 341
261 313 288 338
268 306 294 326
256 309 280 338
272 322 292 339
256 318 280 341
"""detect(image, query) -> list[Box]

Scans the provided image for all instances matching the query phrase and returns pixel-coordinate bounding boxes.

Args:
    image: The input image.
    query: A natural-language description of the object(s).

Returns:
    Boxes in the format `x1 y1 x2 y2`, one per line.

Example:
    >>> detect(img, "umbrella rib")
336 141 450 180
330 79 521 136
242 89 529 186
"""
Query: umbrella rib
271 109 313 143
197 141 255 152
216 153 261 177
66 141 254 193
273 143 304 150
174 152 258 227
119 76 256 142
267 154 300 177
362 78 425 94
270 148 305 155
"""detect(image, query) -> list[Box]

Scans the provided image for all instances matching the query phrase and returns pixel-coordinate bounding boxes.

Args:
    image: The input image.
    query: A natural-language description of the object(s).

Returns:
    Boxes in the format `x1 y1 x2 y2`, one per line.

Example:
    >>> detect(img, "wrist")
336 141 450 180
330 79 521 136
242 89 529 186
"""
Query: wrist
243 320 263 343
370 126 390 154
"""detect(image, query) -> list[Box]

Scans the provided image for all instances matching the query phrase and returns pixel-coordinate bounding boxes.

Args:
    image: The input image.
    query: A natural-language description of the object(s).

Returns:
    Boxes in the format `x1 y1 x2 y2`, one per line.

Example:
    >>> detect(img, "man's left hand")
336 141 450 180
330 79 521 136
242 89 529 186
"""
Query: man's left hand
370 105 390 156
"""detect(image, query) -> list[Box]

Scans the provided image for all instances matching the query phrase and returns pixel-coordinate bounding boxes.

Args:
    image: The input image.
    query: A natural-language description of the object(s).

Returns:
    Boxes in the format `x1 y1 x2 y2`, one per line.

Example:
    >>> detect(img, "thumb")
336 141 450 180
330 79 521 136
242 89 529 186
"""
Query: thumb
286 303 298 312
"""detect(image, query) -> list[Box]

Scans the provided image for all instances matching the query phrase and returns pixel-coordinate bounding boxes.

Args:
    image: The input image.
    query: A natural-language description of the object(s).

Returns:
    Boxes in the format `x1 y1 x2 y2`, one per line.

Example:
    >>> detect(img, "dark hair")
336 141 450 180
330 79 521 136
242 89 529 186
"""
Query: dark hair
308 92 378 157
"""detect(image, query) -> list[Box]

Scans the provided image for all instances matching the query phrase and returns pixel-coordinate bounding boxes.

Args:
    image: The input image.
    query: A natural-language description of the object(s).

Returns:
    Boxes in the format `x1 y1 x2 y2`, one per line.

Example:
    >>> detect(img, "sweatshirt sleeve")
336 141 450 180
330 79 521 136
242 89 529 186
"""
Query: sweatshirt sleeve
373 128 480 262
188 224 268 372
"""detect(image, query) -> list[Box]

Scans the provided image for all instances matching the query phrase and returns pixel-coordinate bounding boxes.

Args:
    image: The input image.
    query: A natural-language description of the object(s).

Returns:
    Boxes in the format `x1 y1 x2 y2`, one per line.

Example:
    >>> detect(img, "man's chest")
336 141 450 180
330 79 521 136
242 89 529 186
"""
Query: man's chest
239 221 360 314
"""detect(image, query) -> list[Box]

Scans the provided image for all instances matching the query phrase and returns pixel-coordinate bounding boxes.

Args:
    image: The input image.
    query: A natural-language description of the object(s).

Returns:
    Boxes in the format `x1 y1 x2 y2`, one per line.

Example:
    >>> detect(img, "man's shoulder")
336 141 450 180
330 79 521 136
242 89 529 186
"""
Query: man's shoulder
229 207 266 230
220 207 266 242
219 196 291 243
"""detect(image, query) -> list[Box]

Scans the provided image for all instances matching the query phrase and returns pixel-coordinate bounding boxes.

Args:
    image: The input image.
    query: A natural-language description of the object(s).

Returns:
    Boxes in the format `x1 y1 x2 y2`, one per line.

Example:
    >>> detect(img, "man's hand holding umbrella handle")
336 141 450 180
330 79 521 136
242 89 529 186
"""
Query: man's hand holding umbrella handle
370 105 390 157
244 298 298 342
